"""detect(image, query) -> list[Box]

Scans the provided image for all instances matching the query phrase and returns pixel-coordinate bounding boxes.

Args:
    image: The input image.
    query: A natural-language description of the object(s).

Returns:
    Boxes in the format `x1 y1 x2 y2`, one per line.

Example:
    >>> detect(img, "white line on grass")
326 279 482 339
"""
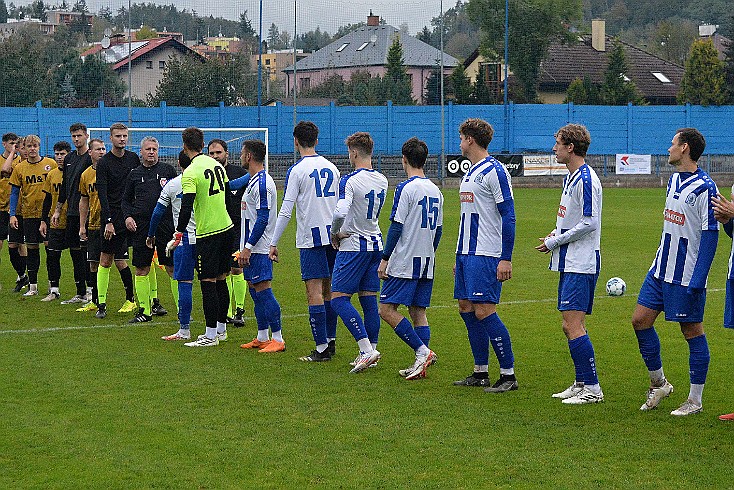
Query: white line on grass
0 288 724 336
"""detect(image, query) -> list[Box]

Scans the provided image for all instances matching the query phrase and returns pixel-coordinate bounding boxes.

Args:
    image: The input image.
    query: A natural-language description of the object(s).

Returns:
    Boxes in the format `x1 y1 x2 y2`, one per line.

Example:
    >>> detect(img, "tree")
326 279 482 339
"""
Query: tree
0 0 8 24
383 37 414 105
600 41 643 105
449 64 472 103
136 25 157 40
470 75 496 104
565 76 601 104
58 73 77 108
30 0 45 21
678 39 727 106
651 19 697 66
467 0 581 103
424 67 442 105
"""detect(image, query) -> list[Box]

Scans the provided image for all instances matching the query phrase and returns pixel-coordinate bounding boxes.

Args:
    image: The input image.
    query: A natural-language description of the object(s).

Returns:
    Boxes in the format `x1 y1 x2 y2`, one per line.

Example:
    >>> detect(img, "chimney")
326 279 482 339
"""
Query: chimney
591 19 605 52
367 10 380 27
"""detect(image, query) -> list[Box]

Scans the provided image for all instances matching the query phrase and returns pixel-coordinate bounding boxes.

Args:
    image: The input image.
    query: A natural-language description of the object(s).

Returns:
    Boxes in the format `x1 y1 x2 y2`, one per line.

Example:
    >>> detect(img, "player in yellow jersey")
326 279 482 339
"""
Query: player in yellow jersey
1 133 27 290
78 139 105 311
9 135 54 296
39 141 71 301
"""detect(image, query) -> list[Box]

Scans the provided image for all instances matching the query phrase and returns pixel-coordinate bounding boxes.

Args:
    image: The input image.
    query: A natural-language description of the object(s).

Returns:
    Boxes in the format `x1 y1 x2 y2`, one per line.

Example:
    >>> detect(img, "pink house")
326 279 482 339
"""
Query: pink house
283 14 458 105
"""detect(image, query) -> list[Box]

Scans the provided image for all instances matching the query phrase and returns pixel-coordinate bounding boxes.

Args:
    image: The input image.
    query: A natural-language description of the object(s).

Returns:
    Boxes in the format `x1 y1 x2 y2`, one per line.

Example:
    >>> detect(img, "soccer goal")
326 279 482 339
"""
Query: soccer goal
88 127 269 172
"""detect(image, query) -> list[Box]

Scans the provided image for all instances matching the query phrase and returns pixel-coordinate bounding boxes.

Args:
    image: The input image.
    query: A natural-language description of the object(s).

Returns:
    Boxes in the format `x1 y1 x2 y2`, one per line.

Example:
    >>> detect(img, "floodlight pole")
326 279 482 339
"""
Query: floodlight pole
440 0 445 185
503 0 509 152
127 0 132 125
293 0 298 164
257 0 263 125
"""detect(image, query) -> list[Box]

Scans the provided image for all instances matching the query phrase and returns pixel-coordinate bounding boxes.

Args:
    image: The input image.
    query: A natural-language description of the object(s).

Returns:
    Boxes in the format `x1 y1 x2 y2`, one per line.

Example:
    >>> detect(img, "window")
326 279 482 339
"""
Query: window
159 60 165 69
356 42 369 51
300 77 311 91
336 43 349 52
651 72 672 83
146 60 153 69
265 59 271 65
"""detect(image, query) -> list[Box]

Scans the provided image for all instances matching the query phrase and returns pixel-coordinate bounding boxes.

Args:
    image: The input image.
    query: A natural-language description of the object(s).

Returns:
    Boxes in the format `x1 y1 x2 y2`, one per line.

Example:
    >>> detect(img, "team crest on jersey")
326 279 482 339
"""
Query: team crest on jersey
558 205 566 218
159 178 167 188
685 194 696 206
44 164 52 171
474 174 484 184
460 192 474 203
241 201 247 210
664 209 685 225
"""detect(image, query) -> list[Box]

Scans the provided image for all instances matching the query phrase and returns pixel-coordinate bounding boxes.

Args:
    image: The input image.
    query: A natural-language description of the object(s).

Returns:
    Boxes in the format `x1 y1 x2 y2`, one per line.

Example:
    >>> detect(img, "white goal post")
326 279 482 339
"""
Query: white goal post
88 127 269 172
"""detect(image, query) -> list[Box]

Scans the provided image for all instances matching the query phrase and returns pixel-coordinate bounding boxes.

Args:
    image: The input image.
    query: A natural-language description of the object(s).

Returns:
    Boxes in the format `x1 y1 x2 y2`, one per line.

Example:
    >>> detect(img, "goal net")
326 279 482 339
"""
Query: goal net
88 127 269 172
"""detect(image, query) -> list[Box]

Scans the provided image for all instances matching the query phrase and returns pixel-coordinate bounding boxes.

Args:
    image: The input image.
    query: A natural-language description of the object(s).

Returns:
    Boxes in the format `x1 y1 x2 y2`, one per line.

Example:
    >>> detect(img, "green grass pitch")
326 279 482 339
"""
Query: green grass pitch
1 187 733 488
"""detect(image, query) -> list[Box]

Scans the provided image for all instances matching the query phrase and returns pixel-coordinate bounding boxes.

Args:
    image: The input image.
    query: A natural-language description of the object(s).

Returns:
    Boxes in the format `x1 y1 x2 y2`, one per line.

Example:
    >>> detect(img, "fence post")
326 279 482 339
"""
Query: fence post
508 101 515 153
627 102 633 153
685 102 691 127
603 154 607 177
386 100 393 155
276 101 283 155
160 101 167 127
567 101 574 122
35 101 44 152
219 101 225 128
329 101 335 154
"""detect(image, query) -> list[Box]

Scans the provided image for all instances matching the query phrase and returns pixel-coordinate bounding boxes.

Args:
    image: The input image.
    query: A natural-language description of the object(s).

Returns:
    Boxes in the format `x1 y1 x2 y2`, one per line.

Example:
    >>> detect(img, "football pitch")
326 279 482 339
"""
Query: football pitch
1 187 733 488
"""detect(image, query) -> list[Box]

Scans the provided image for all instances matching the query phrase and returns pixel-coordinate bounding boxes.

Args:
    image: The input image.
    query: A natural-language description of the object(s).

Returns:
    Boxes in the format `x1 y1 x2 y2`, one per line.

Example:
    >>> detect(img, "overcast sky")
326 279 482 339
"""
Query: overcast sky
16 1 444 36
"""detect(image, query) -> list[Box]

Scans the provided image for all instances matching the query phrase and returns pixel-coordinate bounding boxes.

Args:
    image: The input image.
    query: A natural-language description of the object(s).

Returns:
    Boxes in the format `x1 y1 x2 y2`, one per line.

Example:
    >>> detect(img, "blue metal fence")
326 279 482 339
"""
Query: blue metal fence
3 101 734 157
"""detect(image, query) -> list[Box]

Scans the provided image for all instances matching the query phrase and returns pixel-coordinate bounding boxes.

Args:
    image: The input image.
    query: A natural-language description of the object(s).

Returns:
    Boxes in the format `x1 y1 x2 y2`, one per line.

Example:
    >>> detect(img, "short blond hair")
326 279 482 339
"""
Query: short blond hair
24 135 40 146
345 132 374 156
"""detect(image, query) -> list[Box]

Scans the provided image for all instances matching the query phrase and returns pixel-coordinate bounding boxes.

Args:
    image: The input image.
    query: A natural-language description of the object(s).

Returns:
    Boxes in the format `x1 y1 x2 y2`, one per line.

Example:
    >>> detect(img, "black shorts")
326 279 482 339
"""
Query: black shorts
131 229 173 269
196 228 233 280
0 211 8 241
8 214 24 244
23 218 42 245
64 215 81 249
100 226 129 258
87 229 100 262
47 228 68 251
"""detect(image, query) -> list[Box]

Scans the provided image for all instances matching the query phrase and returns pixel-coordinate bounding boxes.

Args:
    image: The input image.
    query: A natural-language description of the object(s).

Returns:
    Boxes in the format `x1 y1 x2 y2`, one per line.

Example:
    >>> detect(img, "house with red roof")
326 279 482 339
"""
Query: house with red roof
82 36 204 102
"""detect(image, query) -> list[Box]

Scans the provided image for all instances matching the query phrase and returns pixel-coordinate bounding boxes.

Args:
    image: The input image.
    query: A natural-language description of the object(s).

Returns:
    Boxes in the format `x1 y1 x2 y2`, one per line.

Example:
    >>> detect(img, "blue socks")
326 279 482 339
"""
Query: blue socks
393 317 424 351
257 288 282 332
359 295 380 345
177 281 193 330
635 327 663 371
687 334 710 384
461 311 489 365
481 313 514 370
414 326 430 347
309 304 328 345
568 334 598 385
331 296 367 341
325 299 337 340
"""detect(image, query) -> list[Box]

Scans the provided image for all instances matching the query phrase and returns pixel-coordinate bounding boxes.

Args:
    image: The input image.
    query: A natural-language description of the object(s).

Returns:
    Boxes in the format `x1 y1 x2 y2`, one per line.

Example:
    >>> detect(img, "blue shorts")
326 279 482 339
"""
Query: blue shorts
558 272 598 314
454 254 502 304
638 270 706 323
173 238 196 282
380 277 434 308
299 245 336 281
332 250 381 294
243 253 273 284
725 278 734 329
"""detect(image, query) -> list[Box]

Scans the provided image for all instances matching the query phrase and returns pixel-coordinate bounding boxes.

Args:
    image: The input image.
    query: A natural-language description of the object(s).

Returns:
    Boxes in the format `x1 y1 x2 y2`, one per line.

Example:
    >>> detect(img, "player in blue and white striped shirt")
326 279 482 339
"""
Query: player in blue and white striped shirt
330 132 388 373
378 137 441 380
633 128 718 416
235 140 284 353
269 121 340 362
453 118 518 392
536 124 604 405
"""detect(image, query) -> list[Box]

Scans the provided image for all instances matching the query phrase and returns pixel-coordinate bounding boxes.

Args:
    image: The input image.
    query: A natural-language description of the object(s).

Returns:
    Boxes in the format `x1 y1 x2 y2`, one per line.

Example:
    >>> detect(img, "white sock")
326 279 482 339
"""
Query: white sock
475 365 489 373
416 345 430 357
272 330 283 342
689 384 704 406
205 327 217 339
178 329 190 337
500 368 515 376
50 287 59 294
649 368 666 386
216 321 226 334
257 329 270 342
357 338 373 353
371 342 378 350
586 383 602 395
316 343 329 353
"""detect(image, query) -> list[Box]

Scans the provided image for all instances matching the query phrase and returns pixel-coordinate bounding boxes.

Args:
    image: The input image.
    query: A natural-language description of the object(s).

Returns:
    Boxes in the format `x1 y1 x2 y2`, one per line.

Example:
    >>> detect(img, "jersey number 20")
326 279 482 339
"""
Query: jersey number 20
204 166 227 196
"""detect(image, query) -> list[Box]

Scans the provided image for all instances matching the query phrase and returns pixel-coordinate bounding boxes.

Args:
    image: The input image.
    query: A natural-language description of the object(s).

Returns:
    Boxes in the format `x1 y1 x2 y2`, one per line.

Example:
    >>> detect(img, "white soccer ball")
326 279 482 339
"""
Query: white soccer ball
606 277 626 296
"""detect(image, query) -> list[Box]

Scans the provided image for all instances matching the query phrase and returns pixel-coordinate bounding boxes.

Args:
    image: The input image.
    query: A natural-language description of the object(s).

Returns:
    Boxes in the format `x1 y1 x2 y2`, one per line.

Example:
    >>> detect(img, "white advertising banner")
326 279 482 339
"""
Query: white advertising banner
616 154 651 175
523 155 568 176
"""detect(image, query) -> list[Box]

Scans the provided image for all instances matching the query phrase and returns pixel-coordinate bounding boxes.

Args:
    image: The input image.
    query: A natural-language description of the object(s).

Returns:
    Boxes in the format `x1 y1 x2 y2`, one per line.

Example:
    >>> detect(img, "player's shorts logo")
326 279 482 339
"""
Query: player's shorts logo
460 192 474 203
664 209 685 225
558 205 566 218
